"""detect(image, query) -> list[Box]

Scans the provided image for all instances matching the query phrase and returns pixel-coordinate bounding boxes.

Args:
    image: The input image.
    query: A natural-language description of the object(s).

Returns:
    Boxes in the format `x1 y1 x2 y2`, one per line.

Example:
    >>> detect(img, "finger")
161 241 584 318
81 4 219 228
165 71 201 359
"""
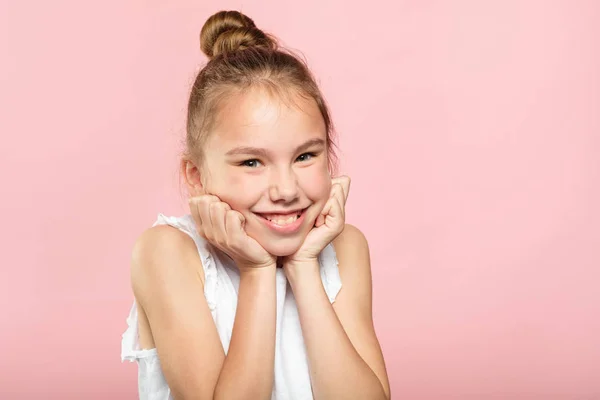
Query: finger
225 210 246 248
328 192 343 220
197 195 219 240
341 176 350 203
198 194 221 204
315 213 325 227
189 196 215 237
319 196 335 226
188 197 202 232
209 202 230 245
331 183 346 213
324 185 346 226
332 189 344 220
331 175 350 204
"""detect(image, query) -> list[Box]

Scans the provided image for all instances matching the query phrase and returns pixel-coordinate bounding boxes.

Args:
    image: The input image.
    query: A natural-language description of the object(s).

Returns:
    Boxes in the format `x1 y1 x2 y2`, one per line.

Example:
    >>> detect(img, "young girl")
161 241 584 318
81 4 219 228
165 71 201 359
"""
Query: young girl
121 10 390 400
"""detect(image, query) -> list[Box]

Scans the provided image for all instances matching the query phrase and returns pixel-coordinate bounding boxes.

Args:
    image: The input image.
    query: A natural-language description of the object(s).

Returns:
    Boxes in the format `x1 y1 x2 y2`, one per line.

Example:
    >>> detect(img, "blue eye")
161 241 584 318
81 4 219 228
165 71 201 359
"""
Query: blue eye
241 159 262 168
296 153 315 162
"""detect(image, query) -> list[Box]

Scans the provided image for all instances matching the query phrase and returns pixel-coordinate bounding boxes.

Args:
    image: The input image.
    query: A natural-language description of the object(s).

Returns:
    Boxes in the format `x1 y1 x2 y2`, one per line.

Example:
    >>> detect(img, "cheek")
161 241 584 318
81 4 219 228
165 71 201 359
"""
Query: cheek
299 169 331 202
211 172 262 210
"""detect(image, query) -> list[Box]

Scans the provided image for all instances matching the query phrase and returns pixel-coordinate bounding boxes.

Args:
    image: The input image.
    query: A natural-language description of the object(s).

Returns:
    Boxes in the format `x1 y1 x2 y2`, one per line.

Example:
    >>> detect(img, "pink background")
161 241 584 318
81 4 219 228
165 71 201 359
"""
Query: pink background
1 0 599 399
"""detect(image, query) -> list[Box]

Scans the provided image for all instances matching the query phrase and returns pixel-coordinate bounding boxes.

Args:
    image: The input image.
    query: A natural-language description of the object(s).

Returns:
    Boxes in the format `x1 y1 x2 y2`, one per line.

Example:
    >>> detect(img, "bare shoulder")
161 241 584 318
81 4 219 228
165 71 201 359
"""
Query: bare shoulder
130 224 206 298
333 223 369 249
333 223 371 277
132 224 195 262
332 223 373 313
332 224 391 400
128 225 225 399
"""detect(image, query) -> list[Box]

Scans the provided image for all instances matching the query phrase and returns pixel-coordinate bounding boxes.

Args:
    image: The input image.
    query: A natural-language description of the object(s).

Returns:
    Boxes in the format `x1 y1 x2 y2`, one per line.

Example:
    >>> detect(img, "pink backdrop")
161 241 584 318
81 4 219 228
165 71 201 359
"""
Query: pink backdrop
1 1 598 399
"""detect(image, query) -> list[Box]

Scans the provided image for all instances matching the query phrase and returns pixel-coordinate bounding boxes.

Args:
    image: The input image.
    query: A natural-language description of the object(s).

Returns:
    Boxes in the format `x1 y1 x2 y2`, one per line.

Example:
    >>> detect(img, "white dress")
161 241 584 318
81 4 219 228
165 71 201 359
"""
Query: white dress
121 213 343 400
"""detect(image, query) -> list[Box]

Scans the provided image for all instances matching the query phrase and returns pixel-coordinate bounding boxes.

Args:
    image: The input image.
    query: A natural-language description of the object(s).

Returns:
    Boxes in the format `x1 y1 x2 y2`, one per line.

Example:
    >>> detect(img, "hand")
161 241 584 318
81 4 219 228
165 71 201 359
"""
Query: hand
189 195 276 272
284 176 351 266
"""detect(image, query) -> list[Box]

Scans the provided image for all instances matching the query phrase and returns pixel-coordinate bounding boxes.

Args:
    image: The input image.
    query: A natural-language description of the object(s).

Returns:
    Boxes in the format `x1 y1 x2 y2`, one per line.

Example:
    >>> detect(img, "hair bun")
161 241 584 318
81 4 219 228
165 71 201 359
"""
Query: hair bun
200 10 277 59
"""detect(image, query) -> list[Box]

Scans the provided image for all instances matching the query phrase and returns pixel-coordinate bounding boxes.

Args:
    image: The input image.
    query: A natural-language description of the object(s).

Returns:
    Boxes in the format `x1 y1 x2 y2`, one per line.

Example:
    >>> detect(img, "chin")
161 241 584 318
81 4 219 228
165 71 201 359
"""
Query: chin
246 207 320 257
260 238 304 257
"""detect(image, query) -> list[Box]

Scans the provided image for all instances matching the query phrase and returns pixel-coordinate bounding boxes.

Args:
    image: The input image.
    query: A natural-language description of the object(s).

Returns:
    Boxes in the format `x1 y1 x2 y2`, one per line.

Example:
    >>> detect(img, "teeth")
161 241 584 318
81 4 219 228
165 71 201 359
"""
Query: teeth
265 213 300 226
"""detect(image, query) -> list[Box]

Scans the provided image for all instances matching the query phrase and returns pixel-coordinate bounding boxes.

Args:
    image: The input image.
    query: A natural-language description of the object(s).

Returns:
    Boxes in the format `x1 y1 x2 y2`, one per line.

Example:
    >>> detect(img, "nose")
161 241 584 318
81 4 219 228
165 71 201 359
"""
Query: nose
268 167 299 203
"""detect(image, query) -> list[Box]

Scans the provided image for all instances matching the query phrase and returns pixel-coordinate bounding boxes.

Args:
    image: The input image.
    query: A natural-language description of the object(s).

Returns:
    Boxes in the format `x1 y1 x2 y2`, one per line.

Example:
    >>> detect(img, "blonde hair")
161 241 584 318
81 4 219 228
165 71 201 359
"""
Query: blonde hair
184 10 338 174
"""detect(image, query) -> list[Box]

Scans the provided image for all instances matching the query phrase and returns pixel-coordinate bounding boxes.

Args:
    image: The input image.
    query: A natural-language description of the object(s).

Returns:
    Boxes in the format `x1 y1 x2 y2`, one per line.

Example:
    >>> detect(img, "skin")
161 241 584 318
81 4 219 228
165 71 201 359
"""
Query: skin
131 87 391 400
188 87 333 259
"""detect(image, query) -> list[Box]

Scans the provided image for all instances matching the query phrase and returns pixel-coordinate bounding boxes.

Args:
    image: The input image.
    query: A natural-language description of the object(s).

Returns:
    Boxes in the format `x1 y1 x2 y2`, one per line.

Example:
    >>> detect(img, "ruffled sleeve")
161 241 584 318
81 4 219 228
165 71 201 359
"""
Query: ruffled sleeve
121 300 158 362
318 243 343 303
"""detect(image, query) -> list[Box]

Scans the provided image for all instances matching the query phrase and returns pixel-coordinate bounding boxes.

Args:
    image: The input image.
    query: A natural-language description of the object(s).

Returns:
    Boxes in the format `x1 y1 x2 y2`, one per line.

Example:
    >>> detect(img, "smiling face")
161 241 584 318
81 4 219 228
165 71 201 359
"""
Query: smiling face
197 87 332 256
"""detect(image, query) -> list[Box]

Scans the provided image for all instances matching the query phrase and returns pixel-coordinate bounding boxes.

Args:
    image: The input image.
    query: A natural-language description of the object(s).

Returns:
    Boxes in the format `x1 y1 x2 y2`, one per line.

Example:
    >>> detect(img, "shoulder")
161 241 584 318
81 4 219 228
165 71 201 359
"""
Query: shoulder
130 224 206 294
332 223 372 293
333 223 368 247
333 223 370 267
131 224 197 270
332 224 391 400
331 223 375 321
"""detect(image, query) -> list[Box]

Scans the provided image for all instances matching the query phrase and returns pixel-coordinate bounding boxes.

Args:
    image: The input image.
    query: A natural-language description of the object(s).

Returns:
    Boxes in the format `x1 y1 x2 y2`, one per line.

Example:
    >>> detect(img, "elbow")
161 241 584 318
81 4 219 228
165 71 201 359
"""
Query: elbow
382 383 391 400
370 373 391 400
213 384 272 400
379 380 391 400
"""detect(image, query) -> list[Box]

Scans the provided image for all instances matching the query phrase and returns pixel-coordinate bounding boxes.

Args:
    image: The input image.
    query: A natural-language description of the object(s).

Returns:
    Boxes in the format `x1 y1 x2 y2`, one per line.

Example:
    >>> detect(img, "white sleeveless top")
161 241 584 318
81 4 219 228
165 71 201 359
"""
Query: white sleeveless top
121 213 343 400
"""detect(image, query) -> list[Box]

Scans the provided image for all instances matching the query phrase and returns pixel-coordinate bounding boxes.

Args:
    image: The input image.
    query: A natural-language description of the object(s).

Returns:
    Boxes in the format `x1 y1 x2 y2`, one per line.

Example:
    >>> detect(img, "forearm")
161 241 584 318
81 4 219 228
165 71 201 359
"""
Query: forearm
286 262 387 400
214 266 277 400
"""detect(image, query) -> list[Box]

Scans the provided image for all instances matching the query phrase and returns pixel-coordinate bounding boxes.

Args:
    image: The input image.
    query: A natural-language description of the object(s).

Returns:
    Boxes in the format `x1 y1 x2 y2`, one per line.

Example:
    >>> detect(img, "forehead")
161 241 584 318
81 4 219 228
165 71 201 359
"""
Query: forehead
209 88 326 150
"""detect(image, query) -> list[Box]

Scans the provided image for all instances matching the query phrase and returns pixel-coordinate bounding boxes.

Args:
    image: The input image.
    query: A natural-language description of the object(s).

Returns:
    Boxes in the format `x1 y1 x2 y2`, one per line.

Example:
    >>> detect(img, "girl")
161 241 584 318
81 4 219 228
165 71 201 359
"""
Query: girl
121 10 390 400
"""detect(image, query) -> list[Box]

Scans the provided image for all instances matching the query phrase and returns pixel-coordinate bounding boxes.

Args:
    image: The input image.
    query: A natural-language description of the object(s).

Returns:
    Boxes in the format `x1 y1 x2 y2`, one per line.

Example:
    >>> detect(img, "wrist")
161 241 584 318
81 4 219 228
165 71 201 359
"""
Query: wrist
283 259 320 286
239 263 277 280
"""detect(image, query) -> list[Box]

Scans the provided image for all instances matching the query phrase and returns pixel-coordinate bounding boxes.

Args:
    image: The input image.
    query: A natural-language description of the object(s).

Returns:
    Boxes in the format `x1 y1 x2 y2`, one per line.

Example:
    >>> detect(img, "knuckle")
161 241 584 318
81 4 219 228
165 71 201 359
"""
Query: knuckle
226 211 238 223
199 200 211 210
202 195 218 205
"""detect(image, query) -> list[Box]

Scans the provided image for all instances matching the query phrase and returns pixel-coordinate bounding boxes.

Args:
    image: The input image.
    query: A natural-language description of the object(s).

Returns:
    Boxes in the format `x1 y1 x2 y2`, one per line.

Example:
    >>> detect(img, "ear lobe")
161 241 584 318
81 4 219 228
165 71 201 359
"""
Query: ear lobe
181 159 205 196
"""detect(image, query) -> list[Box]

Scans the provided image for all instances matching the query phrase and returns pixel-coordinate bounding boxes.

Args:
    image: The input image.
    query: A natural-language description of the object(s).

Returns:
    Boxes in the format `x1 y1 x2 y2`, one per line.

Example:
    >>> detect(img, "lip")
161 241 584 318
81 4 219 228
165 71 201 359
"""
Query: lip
254 207 307 215
253 207 308 234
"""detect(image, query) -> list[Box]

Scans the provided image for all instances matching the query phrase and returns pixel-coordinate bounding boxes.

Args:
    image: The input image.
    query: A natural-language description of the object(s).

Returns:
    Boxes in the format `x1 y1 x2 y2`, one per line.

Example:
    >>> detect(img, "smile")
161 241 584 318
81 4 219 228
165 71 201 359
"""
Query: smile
260 211 302 225
253 207 308 233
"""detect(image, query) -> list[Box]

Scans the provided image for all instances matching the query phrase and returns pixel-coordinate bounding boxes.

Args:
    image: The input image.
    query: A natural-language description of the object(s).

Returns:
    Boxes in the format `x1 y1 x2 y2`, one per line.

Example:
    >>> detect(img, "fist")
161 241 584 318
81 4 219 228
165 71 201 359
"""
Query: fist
189 195 276 271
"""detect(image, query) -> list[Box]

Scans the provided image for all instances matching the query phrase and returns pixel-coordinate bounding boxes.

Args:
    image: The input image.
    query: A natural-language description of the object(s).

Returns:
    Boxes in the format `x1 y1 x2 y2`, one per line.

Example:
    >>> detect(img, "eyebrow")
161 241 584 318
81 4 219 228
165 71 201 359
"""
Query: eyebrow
225 138 326 157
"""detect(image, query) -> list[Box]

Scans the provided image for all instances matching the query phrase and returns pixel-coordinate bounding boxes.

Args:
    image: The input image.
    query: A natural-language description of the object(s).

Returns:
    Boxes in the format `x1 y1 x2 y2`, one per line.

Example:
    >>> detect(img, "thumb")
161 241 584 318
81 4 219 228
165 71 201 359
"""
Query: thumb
237 212 246 229
315 213 325 227
316 198 335 227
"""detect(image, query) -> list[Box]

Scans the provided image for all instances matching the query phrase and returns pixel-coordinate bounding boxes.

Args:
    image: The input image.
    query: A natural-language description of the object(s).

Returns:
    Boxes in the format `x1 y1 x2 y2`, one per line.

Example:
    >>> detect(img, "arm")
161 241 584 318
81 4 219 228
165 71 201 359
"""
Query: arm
214 266 276 400
284 224 391 400
131 225 276 400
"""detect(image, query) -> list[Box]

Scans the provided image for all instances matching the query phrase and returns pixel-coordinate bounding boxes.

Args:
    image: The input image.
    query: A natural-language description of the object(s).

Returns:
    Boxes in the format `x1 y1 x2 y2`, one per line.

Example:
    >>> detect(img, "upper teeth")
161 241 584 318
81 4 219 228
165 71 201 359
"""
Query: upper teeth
264 213 300 226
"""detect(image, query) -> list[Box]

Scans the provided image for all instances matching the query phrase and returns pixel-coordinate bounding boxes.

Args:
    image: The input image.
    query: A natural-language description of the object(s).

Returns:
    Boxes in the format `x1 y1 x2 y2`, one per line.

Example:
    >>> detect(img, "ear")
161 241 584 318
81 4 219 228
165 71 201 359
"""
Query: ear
181 158 205 197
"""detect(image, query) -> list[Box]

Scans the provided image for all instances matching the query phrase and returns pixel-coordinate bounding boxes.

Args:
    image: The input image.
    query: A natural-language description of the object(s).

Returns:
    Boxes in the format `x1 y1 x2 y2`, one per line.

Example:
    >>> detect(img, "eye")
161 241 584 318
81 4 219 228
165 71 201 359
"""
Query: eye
240 159 262 168
296 152 316 162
